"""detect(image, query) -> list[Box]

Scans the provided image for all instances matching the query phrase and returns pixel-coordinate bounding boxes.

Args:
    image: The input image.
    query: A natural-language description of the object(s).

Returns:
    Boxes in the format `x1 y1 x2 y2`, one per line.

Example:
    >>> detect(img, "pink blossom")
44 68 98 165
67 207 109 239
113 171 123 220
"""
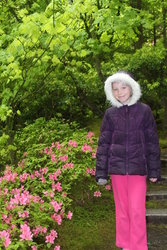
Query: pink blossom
41 227 47 234
51 154 56 162
19 193 30 205
105 184 111 191
49 191 54 198
18 211 29 218
4 188 8 195
68 140 77 147
11 224 16 230
94 191 101 197
3 171 17 183
40 167 48 174
54 246 61 250
55 182 62 192
52 182 56 191
62 192 67 198
86 131 95 139
32 226 47 237
44 147 48 154
19 172 29 182
86 168 90 174
11 188 20 195
82 143 92 152
0 230 11 248
52 142 55 148
92 152 96 158
50 200 62 212
34 171 41 178
90 168 95 176
56 141 61 149
49 169 61 181
20 223 33 241
30 173 35 179
31 246 37 250
41 175 45 183
59 155 68 162
62 162 74 169
51 214 62 225
67 211 73 220
45 230 58 244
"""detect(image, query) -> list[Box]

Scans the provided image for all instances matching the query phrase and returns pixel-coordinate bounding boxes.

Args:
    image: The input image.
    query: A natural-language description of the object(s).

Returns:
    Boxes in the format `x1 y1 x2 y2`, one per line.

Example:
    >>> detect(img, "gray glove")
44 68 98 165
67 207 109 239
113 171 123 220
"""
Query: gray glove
97 178 107 185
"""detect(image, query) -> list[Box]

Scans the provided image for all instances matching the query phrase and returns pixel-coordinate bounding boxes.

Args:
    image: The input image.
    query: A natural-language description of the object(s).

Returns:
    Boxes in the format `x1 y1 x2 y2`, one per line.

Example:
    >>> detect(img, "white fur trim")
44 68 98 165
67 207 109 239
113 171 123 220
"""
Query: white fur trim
104 72 142 107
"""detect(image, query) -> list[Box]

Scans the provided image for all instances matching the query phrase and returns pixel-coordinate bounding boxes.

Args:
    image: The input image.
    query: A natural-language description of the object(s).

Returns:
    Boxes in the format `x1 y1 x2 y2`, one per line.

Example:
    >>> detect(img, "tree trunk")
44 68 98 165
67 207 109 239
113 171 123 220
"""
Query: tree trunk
6 115 17 165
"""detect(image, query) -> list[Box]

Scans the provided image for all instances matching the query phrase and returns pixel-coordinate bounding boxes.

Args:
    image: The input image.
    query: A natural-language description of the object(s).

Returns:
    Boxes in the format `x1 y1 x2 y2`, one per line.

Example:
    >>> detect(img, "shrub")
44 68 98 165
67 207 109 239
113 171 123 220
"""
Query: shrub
0 125 100 249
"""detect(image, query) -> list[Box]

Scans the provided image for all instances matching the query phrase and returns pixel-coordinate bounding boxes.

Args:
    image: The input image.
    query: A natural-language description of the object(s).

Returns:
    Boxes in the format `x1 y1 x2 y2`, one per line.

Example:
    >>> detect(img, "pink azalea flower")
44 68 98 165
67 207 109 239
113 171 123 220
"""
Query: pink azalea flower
11 224 16 230
40 167 48 174
82 144 92 152
20 223 33 241
92 152 96 158
18 211 29 218
59 155 68 161
19 172 29 182
52 142 55 148
51 154 56 162
67 211 73 220
105 184 111 191
45 230 58 244
54 246 61 250
56 141 61 149
44 147 48 154
68 140 78 147
90 168 95 176
4 188 8 195
31 246 37 250
34 171 41 178
94 191 101 197
0 230 11 248
62 192 67 198
86 131 95 139
50 200 62 212
52 182 56 191
86 168 90 174
41 175 45 183
51 214 62 225
55 182 62 192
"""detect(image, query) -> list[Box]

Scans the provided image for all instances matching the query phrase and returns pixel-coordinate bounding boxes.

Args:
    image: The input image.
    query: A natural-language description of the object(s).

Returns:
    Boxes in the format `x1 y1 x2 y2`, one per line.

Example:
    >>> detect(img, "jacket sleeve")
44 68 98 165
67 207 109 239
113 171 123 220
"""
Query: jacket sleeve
144 106 161 179
95 110 113 181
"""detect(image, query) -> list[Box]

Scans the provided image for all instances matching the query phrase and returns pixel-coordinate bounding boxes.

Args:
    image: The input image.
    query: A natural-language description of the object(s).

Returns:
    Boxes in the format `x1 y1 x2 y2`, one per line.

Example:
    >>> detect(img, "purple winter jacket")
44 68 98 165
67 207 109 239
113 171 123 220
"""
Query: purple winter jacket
95 72 161 180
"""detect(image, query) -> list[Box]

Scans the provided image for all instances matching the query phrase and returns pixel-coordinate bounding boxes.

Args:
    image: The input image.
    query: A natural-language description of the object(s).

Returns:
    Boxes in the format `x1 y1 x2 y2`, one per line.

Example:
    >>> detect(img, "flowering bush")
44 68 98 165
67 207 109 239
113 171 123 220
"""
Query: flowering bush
0 129 102 249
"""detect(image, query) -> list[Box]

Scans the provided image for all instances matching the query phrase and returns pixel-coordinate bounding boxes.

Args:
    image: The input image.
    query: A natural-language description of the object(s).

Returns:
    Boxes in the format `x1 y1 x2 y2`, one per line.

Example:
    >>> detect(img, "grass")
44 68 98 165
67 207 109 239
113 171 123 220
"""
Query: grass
56 180 117 250
86 117 102 137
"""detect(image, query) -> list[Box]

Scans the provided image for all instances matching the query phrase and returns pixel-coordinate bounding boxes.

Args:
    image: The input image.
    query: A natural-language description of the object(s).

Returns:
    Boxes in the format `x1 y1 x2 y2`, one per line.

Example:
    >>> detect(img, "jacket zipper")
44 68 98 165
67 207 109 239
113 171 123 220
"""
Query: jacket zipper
126 106 129 174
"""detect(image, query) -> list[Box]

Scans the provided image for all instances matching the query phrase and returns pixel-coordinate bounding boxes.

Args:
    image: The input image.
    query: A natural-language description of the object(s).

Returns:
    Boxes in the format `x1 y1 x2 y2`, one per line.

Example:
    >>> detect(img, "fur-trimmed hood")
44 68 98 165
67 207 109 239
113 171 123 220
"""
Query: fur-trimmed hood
104 72 142 107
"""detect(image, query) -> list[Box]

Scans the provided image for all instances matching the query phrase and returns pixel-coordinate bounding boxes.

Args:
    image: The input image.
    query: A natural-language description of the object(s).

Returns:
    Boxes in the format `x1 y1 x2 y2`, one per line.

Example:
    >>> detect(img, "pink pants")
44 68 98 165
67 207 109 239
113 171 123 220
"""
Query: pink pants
111 175 147 250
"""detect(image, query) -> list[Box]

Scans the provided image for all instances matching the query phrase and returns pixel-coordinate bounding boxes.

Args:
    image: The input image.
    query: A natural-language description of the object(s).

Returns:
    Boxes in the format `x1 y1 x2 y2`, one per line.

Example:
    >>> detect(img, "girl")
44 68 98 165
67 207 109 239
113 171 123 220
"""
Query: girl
95 71 161 250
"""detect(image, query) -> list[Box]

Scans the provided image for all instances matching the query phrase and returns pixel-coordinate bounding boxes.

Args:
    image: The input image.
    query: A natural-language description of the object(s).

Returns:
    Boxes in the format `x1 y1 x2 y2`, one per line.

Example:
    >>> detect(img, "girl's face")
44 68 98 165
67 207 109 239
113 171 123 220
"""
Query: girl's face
112 82 132 104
